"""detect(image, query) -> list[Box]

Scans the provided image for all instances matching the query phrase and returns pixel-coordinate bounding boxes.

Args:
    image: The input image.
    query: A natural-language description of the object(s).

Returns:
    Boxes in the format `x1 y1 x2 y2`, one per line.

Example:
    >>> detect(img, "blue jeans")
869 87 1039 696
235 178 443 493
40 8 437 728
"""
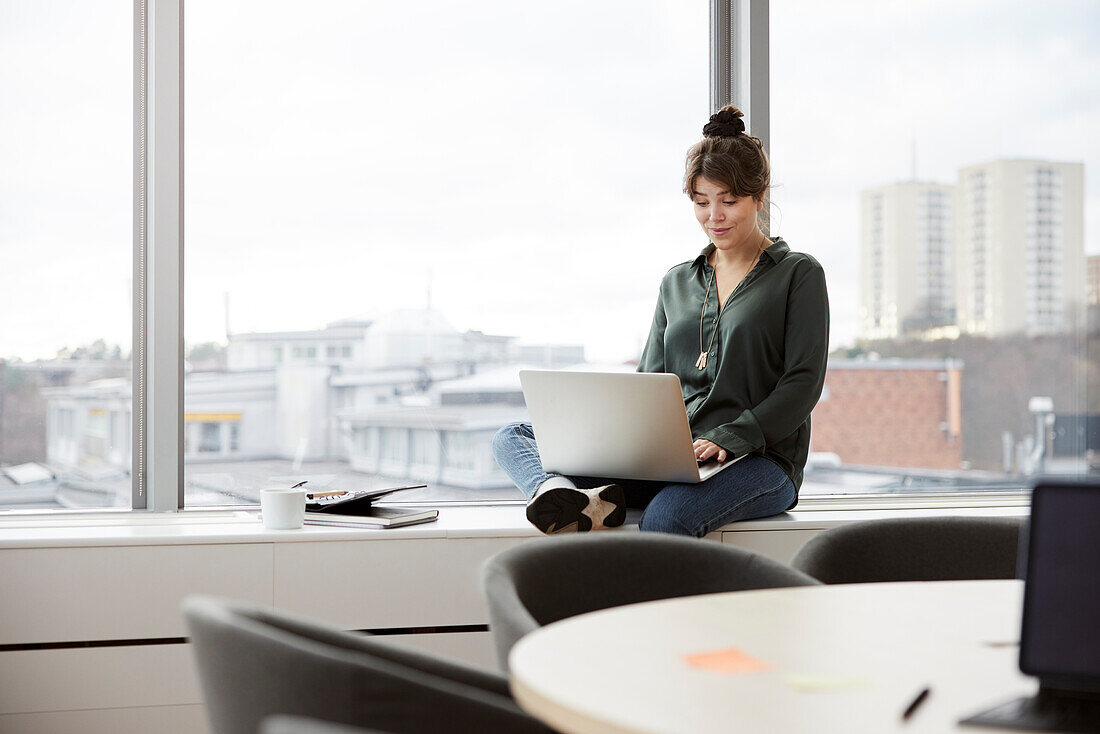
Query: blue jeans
491 422 797 537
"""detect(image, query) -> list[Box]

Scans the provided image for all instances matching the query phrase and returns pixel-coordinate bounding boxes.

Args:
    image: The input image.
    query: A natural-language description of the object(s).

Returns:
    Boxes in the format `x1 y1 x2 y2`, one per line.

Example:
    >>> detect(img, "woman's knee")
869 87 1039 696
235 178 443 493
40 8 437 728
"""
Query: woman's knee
490 422 530 459
638 493 701 537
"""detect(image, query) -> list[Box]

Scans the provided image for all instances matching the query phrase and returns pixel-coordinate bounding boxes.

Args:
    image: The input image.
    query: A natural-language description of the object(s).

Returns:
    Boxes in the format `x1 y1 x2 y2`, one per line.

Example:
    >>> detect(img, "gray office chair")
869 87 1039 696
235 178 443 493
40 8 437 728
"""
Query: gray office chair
482 533 821 672
183 595 555 734
790 515 1024 584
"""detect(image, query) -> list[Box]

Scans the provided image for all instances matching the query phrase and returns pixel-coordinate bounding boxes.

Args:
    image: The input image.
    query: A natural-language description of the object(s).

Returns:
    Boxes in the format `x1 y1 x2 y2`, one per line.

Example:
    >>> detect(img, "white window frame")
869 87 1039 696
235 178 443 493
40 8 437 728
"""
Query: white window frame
715 0 769 152
134 0 184 511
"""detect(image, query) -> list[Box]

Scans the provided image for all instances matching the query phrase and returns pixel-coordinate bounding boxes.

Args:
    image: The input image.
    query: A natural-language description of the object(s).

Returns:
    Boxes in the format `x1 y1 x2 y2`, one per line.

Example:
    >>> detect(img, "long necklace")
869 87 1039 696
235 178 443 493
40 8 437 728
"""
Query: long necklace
696 238 767 370
695 269 720 370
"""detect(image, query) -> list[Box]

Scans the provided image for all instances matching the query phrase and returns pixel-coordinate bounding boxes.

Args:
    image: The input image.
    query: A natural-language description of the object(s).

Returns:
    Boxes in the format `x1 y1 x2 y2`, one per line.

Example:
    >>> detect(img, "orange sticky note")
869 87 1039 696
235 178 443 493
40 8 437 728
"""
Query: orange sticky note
683 647 774 674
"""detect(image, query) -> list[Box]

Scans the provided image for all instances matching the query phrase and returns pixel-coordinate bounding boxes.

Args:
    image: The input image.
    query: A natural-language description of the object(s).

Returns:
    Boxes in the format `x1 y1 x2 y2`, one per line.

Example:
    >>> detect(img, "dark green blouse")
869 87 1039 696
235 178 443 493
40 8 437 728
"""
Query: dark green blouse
637 237 830 495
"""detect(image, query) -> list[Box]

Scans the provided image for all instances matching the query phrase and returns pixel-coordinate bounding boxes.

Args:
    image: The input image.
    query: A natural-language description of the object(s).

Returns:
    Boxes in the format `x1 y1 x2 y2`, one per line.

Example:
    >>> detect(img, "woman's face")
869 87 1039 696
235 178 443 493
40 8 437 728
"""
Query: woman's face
691 177 763 253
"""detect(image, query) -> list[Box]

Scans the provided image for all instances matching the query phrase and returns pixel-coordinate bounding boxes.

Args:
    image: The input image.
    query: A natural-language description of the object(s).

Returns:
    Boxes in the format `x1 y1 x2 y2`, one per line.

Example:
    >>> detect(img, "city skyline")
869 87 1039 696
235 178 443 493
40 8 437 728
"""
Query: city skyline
5 154 1090 364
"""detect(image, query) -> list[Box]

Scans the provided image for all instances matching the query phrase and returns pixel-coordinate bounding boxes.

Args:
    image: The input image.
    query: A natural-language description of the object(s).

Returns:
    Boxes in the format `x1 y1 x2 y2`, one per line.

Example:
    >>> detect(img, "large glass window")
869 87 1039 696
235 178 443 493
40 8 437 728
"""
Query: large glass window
0 2 133 510
183 0 709 504
11 2 1085 513
771 1 1097 496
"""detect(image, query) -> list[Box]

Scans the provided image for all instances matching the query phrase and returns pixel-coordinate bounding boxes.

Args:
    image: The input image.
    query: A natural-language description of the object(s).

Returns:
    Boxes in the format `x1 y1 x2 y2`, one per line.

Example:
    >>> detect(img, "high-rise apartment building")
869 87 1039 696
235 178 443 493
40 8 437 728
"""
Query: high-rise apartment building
860 182 954 340
954 159 1085 336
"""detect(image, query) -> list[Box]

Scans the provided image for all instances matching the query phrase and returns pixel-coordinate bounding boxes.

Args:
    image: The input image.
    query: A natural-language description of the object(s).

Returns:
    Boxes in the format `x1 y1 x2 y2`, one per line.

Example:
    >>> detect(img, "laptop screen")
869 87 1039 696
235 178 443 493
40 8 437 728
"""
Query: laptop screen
1019 482 1100 688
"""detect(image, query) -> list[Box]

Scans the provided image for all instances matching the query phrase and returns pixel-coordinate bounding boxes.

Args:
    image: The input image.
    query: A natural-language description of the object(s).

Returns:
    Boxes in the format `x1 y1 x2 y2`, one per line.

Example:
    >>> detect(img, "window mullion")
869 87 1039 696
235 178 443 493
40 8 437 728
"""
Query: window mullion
132 0 148 508
742 0 769 153
711 0 768 147
727 0 771 230
709 0 734 114
143 0 184 512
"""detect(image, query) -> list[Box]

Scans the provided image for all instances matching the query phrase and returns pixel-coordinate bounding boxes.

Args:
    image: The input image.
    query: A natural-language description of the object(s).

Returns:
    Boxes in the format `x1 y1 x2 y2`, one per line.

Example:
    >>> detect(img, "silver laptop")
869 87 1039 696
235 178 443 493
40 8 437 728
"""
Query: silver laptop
518 370 742 483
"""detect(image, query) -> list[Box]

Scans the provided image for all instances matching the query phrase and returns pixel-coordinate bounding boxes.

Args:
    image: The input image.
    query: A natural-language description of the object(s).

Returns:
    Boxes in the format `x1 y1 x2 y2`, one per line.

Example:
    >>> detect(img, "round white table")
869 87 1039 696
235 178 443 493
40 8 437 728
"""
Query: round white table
509 580 1036 734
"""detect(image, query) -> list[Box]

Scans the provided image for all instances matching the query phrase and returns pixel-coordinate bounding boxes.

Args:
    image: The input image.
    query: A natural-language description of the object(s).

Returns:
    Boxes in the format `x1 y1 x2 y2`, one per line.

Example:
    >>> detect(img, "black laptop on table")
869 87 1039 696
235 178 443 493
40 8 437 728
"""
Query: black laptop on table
961 480 1100 732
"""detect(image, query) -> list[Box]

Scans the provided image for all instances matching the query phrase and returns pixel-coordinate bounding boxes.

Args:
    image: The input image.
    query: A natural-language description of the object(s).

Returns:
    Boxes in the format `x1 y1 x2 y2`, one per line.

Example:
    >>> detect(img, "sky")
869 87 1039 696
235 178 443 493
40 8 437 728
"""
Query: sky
2 0 1098 363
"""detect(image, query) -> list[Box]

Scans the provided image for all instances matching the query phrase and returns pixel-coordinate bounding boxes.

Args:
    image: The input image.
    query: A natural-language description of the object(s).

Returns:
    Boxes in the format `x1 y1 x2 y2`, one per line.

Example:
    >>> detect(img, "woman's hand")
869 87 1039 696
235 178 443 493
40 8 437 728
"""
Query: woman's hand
693 439 728 463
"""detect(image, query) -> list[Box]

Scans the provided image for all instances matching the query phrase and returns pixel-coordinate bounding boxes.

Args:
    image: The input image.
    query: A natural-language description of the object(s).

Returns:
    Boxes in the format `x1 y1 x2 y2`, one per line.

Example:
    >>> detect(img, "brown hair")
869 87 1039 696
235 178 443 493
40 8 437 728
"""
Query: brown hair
683 105 771 233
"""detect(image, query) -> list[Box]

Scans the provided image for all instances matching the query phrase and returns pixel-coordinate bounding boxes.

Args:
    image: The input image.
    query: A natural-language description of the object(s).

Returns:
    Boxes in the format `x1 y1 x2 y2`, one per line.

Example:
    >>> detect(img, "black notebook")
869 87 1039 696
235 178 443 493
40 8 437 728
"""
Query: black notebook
304 484 426 515
302 506 438 529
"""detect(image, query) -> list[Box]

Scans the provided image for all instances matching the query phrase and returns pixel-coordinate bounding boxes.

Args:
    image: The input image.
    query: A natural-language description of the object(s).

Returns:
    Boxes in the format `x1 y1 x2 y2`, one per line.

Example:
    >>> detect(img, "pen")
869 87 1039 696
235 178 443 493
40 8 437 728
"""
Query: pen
306 491 348 499
902 687 930 720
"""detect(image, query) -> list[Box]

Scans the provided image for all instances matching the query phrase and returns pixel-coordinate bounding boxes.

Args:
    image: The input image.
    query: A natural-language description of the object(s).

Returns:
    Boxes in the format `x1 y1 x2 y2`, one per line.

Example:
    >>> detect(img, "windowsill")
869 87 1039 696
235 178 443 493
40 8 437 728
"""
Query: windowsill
0 500 1030 549
0 505 543 548
791 490 1030 511
723 503 1027 531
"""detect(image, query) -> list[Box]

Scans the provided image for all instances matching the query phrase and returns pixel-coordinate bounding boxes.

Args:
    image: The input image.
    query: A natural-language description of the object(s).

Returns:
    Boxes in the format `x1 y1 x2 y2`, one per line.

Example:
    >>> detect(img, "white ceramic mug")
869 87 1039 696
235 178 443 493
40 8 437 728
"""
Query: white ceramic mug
260 488 307 529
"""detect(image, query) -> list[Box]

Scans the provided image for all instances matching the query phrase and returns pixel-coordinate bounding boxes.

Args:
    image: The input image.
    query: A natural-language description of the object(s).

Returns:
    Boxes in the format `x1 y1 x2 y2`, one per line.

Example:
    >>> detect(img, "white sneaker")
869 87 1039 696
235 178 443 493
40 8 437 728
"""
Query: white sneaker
525 484 626 535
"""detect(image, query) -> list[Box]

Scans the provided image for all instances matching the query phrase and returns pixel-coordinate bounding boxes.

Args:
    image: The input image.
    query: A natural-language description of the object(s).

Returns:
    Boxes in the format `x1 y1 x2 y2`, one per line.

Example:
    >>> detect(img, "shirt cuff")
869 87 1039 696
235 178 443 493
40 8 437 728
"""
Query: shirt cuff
700 409 766 457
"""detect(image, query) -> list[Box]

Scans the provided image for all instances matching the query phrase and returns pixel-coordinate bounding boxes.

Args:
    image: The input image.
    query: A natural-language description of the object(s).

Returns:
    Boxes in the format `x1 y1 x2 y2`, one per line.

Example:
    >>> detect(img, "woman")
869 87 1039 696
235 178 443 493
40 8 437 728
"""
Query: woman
492 106 830 537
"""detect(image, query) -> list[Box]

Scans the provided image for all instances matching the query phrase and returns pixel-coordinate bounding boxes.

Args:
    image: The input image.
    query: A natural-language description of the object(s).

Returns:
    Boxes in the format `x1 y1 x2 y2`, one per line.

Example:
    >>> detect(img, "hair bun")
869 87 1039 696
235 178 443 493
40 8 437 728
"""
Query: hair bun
702 106 746 138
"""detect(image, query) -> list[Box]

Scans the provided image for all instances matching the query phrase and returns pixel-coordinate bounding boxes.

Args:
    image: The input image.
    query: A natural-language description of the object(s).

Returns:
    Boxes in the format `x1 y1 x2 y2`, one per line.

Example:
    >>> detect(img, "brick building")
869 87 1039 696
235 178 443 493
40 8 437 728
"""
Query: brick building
811 359 963 470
